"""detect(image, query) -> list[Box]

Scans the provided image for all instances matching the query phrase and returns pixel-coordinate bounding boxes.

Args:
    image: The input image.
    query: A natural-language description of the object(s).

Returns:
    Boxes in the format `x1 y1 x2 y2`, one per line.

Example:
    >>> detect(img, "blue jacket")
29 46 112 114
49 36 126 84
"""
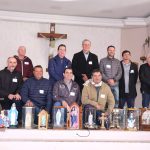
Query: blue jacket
20 77 52 112
48 55 71 87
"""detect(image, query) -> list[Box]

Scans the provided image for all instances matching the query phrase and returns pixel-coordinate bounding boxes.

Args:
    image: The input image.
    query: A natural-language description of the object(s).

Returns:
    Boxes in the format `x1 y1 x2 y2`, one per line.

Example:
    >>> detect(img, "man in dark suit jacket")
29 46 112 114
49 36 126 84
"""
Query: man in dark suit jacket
119 50 138 108
72 39 99 91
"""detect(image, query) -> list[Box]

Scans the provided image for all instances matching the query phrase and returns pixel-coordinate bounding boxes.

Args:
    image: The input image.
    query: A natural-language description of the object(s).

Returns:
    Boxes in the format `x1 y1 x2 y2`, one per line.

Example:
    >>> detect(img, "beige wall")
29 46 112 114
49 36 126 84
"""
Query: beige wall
148 25 150 34
121 27 147 65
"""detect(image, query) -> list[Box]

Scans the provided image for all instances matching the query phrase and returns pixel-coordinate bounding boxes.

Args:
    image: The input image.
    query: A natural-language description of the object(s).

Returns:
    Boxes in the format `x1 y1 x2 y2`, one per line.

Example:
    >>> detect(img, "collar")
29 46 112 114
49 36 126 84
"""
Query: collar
82 50 90 55
84 79 103 87
122 61 131 66
107 56 114 60
64 79 72 84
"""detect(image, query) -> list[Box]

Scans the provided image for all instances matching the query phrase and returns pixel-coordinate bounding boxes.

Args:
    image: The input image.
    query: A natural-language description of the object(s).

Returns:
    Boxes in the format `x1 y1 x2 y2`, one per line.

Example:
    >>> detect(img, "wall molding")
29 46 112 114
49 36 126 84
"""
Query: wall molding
0 10 149 28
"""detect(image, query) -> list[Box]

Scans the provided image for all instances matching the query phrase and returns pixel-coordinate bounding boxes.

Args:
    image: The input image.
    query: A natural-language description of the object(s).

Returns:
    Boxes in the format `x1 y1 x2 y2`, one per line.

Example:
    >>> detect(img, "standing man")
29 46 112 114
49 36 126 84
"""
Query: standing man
14 46 33 81
119 50 138 108
100 45 122 108
82 69 115 123
0 57 23 120
21 65 52 124
48 44 71 88
72 39 99 91
53 67 81 112
139 54 150 108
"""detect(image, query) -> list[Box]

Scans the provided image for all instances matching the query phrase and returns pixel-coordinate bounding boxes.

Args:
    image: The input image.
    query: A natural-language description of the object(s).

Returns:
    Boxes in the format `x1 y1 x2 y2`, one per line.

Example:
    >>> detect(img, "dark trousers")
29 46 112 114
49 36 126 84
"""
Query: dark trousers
142 92 150 108
119 94 135 108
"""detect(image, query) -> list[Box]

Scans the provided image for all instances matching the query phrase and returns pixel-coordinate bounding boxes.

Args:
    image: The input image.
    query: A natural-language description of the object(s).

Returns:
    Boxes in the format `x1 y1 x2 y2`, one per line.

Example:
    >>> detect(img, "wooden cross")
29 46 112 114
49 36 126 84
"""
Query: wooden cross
37 23 67 72
37 23 67 48
100 113 106 129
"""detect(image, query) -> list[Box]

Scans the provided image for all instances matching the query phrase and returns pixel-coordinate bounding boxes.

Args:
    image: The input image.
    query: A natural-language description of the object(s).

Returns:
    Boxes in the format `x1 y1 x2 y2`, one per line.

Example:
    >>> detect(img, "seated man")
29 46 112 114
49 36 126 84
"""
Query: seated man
53 67 81 112
20 65 52 124
0 57 23 121
82 69 115 124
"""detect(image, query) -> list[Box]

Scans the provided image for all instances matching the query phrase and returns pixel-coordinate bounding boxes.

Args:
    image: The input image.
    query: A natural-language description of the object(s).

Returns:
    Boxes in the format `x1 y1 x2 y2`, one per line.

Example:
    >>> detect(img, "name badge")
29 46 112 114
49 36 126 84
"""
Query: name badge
24 62 29 65
39 90 44 94
70 92 75 96
89 61 92 65
100 94 105 99
106 65 111 69
12 78 17 82
130 70 134 73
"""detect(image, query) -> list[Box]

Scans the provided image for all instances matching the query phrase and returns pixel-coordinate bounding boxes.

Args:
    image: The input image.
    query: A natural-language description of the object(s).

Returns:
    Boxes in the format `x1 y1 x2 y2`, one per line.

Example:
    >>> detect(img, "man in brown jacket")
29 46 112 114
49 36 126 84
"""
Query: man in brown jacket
82 69 115 124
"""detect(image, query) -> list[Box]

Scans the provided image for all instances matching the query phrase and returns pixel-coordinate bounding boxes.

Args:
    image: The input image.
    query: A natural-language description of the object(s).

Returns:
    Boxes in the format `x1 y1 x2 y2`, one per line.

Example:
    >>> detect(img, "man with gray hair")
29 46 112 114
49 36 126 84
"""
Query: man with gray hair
139 54 150 108
72 39 99 91
14 46 33 81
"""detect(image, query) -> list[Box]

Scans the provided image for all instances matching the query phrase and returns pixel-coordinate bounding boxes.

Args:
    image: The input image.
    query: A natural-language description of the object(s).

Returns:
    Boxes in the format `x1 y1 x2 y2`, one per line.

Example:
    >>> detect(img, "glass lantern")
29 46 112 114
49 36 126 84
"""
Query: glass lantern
84 107 97 129
125 108 140 131
53 106 67 129
22 106 35 129
139 108 150 131
110 108 126 130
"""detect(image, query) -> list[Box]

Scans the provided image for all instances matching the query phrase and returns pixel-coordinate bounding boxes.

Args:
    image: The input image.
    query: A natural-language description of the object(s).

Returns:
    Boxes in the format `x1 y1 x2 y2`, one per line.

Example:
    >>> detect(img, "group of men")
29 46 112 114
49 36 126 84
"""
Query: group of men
0 39 150 125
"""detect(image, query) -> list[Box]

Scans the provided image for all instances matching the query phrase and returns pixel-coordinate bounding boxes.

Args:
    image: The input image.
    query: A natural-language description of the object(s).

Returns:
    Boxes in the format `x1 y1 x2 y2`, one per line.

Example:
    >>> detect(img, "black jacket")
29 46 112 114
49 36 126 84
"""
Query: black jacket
0 67 23 100
72 51 99 91
139 63 150 94
119 61 138 98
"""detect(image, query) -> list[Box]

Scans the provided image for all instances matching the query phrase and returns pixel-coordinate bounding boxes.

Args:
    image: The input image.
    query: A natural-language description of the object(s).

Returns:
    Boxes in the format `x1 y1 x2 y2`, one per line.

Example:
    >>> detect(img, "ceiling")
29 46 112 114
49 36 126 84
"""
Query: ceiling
0 0 150 19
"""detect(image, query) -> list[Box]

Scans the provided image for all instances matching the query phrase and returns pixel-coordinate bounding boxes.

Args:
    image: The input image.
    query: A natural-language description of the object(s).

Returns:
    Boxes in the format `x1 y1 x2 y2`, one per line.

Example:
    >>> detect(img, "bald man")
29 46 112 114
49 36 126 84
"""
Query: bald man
14 46 33 81
0 57 23 120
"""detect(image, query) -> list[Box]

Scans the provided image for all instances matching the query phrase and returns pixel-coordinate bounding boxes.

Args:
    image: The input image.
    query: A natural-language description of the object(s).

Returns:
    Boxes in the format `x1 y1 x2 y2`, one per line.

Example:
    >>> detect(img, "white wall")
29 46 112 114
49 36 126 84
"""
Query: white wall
0 20 121 78
1 19 150 108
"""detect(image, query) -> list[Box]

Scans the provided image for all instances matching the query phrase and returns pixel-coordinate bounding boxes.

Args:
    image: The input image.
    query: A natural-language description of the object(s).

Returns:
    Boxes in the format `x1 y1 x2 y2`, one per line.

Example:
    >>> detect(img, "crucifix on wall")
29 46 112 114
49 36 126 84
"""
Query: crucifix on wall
37 23 67 71
37 23 67 57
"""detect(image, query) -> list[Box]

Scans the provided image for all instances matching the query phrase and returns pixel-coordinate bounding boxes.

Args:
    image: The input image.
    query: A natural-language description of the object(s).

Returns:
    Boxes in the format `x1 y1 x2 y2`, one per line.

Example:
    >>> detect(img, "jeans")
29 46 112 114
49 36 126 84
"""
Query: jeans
34 106 41 124
110 85 119 108
142 92 150 108
119 94 135 108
